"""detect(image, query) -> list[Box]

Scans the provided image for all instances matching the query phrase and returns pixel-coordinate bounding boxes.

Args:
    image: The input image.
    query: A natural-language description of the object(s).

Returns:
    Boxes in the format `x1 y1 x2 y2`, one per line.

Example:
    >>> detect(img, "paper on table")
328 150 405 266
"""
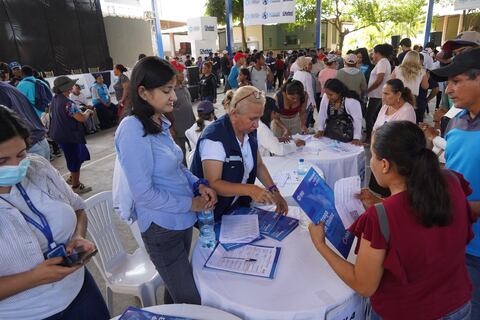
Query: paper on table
271 170 298 187
334 176 365 229
204 244 281 278
219 215 260 244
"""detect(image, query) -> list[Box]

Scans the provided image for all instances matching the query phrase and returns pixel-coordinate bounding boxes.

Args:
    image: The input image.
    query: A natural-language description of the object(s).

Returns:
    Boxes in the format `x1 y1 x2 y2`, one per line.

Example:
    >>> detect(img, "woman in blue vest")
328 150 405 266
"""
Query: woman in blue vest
115 57 217 304
190 85 288 222
91 74 117 129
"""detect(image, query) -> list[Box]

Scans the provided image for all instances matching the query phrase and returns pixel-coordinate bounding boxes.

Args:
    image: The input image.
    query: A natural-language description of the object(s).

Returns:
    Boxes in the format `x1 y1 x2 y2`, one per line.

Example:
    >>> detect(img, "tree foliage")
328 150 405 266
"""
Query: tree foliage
295 0 426 51
205 0 247 50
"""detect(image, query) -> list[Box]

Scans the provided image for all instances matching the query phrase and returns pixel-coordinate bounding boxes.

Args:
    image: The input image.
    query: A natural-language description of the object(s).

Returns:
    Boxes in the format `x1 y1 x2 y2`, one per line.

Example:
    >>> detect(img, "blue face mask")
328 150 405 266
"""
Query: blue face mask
0 159 30 187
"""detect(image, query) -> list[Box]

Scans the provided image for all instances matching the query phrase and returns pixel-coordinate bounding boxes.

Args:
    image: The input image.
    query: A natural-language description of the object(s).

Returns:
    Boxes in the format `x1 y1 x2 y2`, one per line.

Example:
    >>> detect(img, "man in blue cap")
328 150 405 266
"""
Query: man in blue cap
8 61 22 87
423 47 480 318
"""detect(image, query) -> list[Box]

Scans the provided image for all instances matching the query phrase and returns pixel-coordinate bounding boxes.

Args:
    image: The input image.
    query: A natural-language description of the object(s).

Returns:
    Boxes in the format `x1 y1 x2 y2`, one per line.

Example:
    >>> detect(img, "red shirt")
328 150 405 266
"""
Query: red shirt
349 171 476 320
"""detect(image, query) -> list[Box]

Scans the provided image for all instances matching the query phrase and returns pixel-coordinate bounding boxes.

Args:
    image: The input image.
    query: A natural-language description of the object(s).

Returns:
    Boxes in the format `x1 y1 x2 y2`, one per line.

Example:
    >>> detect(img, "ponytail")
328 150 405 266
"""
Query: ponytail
373 121 452 227
401 87 414 106
195 111 213 132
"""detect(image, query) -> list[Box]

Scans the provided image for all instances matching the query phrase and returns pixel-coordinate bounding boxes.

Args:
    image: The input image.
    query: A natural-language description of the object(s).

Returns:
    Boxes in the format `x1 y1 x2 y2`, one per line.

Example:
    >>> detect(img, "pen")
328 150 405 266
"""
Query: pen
222 257 257 262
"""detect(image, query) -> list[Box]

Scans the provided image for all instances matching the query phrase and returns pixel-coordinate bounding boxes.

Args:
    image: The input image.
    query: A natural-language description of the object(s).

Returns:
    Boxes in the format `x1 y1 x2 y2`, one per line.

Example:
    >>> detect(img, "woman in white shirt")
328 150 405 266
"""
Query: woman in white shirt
258 97 305 156
0 106 109 320
314 79 363 146
390 50 429 98
185 101 216 165
293 56 316 112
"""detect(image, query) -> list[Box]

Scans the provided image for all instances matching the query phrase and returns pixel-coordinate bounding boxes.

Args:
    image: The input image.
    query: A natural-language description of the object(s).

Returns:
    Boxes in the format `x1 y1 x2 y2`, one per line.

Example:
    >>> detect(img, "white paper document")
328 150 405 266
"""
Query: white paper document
219 215 260 244
204 244 281 279
271 170 298 187
334 176 365 229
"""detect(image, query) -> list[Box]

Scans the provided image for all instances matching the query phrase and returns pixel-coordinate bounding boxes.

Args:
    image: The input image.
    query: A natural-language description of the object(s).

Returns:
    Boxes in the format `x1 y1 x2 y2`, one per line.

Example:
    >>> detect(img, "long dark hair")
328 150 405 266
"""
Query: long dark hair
196 111 215 132
0 105 30 147
115 64 128 73
281 79 306 104
130 56 176 136
385 79 414 106
373 121 452 227
355 48 373 67
261 97 280 128
323 78 361 102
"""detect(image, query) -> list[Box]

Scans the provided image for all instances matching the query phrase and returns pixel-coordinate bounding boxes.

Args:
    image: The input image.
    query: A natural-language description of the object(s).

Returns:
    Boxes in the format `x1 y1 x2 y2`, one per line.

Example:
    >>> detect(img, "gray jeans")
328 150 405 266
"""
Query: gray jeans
141 224 201 305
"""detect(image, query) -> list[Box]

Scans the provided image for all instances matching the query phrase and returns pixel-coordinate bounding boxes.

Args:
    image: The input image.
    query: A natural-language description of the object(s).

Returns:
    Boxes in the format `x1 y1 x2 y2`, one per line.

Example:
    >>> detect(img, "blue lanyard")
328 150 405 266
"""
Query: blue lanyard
0 183 56 250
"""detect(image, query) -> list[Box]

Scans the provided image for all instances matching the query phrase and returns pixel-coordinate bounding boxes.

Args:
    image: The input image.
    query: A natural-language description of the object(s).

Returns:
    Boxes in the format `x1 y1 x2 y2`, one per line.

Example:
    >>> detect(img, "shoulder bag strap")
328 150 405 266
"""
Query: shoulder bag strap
374 202 390 244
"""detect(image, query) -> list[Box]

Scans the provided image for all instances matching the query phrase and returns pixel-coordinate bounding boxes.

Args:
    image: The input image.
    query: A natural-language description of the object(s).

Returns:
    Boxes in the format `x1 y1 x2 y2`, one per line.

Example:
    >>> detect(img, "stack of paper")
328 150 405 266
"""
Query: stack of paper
204 244 281 279
334 176 365 229
219 215 260 244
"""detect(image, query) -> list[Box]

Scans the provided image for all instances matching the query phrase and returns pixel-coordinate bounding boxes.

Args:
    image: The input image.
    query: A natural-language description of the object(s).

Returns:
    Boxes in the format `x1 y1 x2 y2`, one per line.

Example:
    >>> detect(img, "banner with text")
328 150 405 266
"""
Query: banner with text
454 0 480 10
244 0 296 26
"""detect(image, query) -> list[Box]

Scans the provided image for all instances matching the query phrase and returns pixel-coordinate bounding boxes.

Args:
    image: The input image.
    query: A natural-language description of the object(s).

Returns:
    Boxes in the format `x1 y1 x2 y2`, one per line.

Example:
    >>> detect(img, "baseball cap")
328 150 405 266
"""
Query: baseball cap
344 53 358 65
326 53 337 63
9 61 21 70
171 60 185 72
431 47 480 82
441 31 480 53
197 100 215 114
233 52 247 62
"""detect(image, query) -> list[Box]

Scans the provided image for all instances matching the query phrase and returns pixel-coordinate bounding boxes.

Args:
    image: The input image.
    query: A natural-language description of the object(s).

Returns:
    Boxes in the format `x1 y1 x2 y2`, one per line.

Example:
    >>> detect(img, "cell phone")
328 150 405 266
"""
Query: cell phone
61 249 98 267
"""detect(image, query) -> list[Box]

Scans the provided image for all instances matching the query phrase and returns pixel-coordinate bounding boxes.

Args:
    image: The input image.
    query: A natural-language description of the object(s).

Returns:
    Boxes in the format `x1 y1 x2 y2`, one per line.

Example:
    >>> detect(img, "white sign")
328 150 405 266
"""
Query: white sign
243 0 296 26
454 0 480 10
187 16 218 41
192 39 219 58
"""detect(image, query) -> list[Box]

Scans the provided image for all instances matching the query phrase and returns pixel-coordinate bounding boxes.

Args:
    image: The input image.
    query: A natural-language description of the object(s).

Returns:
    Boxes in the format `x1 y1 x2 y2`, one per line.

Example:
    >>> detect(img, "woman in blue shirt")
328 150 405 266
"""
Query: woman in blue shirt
91 74 117 129
115 57 217 305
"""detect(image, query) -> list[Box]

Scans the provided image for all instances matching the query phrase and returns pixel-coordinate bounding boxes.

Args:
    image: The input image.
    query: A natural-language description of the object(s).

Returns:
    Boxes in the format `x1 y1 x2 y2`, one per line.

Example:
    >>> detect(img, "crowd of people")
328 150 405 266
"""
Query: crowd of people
0 29 479 320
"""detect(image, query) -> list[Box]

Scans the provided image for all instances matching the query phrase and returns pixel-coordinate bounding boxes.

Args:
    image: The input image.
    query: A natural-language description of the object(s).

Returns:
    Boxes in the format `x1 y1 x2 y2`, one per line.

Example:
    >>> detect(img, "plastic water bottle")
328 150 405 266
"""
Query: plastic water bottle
297 158 308 178
198 210 216 248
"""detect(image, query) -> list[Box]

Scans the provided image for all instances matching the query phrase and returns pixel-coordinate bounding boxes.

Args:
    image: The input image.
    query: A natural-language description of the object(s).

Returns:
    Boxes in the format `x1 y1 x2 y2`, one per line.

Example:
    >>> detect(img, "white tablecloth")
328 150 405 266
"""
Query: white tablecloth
287 136 366 188
111 303 241 320
192 213 361 320
258 156 324 206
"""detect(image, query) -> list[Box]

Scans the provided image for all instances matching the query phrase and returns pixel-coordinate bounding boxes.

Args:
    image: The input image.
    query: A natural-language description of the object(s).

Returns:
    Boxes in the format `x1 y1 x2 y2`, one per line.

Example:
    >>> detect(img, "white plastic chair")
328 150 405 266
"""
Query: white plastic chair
85 191 163 312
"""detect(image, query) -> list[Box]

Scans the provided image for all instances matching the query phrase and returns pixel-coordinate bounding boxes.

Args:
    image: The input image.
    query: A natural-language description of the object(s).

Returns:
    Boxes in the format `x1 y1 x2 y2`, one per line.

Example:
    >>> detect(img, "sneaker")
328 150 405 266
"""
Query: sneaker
72 183 92 195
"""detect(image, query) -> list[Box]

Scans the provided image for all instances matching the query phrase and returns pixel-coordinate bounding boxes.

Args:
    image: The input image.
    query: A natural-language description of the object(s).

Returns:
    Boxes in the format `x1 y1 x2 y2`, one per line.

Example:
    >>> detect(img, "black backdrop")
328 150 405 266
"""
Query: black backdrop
0 0 111 75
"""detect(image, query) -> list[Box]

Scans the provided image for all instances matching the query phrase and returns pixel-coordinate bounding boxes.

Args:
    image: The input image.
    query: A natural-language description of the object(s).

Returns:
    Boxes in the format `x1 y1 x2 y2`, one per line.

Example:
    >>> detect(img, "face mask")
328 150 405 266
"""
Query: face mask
0 158 30 187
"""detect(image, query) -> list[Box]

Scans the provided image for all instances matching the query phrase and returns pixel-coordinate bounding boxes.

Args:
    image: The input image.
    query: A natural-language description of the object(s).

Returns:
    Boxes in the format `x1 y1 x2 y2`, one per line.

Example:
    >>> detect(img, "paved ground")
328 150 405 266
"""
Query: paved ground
50 88 434 318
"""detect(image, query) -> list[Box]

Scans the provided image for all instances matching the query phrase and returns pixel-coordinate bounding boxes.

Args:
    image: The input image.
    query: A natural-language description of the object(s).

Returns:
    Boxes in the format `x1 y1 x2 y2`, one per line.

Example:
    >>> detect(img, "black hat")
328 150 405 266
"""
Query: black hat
431 47 480 82
197 100 215 114
52 76 77 93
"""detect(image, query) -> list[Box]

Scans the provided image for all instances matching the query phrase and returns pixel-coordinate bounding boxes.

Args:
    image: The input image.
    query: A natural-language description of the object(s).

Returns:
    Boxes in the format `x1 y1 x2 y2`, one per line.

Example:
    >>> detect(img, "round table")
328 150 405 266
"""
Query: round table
258 156 324 206
287 136 365 188
111 303 241 320
192 213 360 320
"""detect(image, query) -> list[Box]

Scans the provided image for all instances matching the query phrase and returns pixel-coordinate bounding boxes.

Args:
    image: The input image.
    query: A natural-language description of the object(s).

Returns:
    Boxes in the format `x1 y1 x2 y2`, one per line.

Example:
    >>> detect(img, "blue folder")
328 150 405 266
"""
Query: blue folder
292 167 354 259
119 306 192 320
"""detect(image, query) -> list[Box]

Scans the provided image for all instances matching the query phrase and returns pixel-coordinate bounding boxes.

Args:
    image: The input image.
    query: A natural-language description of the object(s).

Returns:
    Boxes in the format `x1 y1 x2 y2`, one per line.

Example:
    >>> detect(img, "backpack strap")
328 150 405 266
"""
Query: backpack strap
374 203 390 244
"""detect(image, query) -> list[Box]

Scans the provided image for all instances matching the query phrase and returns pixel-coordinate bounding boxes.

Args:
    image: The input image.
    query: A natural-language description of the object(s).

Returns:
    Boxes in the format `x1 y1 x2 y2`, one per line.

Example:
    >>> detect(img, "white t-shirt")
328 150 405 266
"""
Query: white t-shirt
69 92 88 106
290 61 300 75
373 102 416 130
257 121 297 156
199 135 255 204
293 70 316 108
391 67 425 96
249 66 267 92
0 178 84 320
421 52 434 70
185 120 214 149
368 58 391 99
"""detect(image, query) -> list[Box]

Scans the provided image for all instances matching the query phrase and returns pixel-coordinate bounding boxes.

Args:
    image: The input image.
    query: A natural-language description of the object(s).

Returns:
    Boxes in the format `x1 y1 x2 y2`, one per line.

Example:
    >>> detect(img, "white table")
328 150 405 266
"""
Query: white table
111 303 241 320
192 213 362 320
258 156 324 206
287 136 366 188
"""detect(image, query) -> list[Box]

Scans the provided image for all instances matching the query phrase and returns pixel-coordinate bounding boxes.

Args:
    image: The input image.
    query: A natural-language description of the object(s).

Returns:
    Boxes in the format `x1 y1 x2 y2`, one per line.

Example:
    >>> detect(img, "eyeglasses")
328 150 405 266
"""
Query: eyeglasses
233 90 265 109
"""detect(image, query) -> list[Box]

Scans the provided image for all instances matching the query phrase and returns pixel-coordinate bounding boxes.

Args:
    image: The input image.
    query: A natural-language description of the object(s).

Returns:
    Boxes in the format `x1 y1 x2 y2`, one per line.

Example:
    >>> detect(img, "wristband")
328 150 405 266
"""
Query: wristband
267 184 279 193
193 178 209 196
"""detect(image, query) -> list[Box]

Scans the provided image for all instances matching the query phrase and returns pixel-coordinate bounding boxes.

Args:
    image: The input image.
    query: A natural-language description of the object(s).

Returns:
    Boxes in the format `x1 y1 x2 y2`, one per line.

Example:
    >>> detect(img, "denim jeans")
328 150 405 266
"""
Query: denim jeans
467 254 480 319
44 269 110 320
141 224 201 304
370 301 471 320
28 138 50 161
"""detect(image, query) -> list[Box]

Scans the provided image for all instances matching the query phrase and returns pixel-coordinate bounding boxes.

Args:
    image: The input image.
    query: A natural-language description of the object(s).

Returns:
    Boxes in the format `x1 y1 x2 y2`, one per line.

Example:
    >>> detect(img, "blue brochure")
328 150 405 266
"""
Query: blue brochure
119 306 192 320
292 167 354 258
231 206 298 241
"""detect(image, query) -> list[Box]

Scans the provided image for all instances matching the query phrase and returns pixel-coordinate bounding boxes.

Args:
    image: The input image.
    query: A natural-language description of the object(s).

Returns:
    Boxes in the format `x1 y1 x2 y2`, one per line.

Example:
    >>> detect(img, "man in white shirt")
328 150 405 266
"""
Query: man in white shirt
249 52 272 92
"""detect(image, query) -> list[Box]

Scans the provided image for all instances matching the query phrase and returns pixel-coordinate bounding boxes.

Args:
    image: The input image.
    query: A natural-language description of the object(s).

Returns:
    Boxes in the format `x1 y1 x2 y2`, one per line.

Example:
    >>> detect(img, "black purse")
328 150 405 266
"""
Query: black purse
324 98 354 143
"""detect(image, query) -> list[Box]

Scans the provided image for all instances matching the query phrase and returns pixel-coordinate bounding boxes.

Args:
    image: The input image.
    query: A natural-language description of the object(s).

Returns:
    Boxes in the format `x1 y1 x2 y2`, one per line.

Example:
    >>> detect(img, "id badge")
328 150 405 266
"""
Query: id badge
45 244 67 259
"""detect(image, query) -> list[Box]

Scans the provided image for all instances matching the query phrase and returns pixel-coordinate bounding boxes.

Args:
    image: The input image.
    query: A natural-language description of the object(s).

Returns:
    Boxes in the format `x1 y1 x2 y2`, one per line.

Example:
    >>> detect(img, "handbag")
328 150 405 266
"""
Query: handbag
324 98 354 142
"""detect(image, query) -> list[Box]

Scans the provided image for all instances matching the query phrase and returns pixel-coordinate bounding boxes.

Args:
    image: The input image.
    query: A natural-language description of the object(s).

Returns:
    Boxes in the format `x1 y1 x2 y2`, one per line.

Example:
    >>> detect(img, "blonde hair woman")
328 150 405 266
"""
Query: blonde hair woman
390 51 428 98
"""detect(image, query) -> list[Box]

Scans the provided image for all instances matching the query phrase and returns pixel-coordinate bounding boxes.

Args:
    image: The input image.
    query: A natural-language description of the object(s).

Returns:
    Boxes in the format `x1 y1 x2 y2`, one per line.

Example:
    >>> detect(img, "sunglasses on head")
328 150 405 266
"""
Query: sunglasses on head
233 90 265 109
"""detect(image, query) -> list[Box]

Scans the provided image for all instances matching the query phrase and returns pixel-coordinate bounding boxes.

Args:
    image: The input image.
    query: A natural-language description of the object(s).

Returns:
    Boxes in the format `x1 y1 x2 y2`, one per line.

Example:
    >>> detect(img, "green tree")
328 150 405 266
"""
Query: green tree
295 0 426 51
205 0 247 50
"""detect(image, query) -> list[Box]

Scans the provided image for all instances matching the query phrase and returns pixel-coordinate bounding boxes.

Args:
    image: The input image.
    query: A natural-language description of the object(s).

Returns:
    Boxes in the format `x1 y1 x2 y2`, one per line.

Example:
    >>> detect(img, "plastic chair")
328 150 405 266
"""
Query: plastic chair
44 70 54 77
85 191 163 312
